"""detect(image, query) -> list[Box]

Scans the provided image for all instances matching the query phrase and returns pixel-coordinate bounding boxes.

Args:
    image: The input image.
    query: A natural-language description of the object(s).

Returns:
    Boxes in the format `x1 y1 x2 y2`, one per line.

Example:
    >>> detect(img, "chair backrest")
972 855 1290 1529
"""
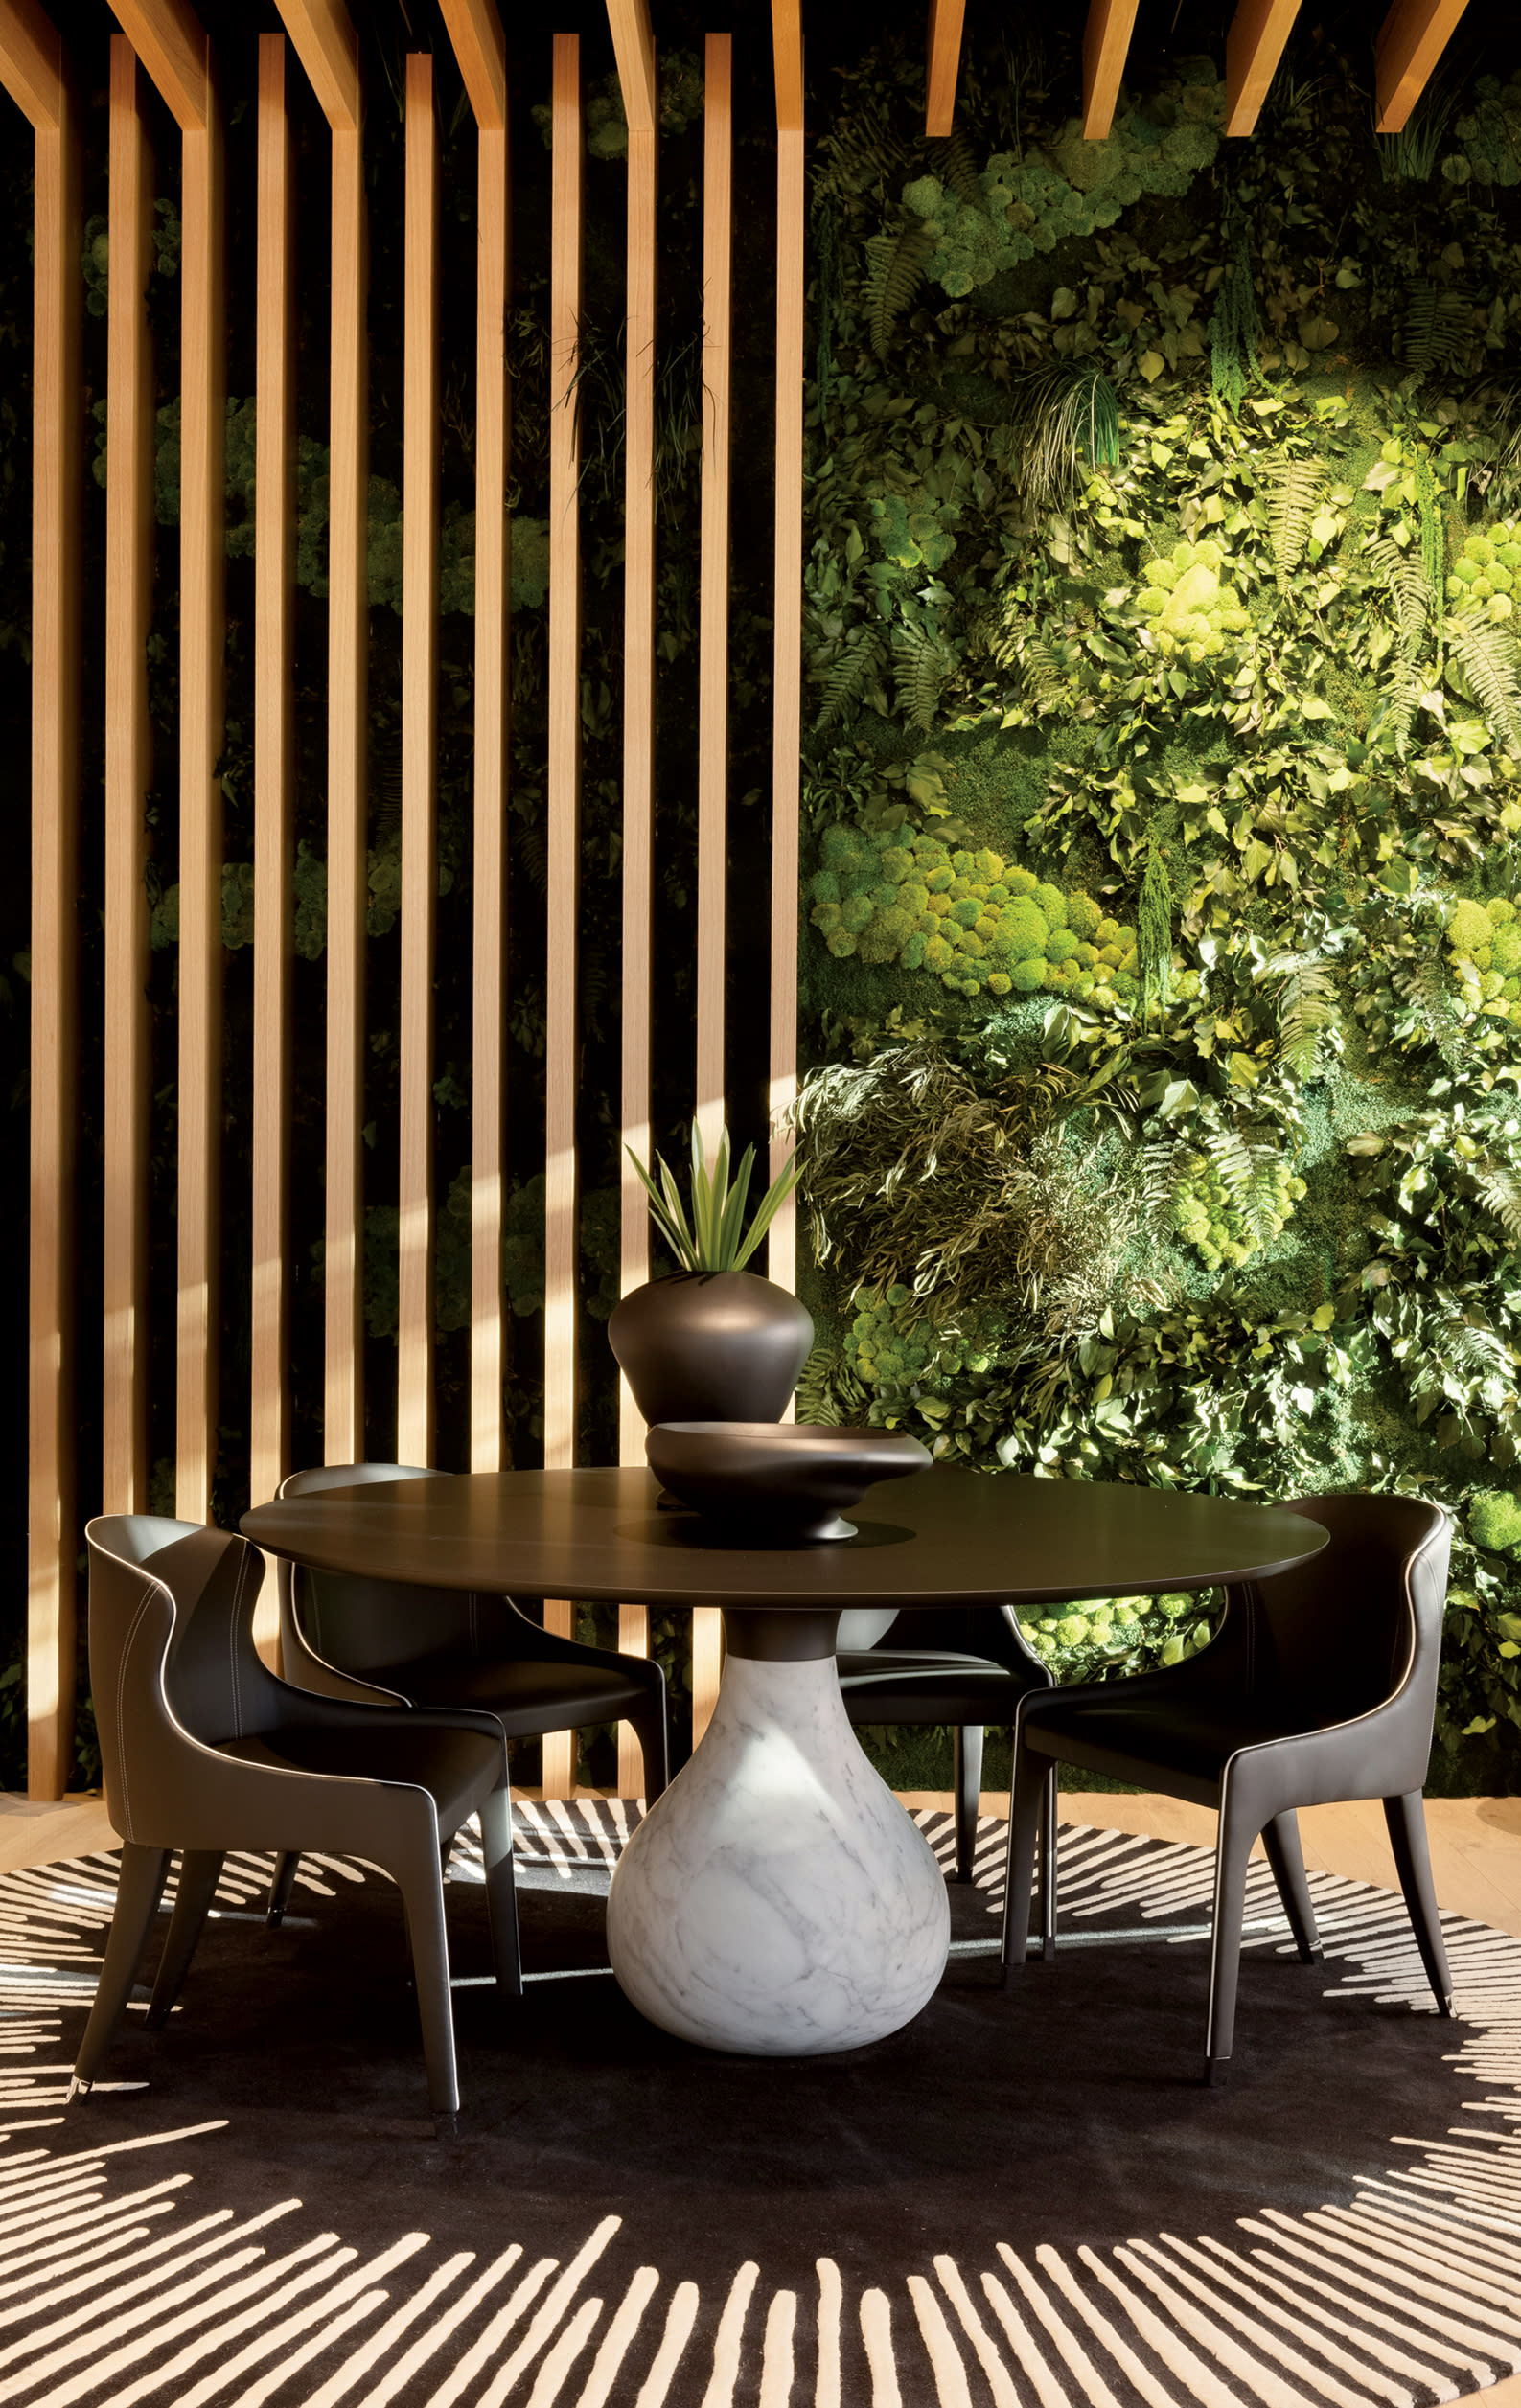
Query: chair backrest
86 1516 288 1842
1230 1492 1449 1735
277 1463 479 1674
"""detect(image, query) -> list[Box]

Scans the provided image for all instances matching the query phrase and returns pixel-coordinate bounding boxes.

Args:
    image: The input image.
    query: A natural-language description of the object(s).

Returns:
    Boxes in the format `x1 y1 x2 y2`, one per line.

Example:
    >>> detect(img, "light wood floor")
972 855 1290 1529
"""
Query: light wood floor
7 1786 1521 2408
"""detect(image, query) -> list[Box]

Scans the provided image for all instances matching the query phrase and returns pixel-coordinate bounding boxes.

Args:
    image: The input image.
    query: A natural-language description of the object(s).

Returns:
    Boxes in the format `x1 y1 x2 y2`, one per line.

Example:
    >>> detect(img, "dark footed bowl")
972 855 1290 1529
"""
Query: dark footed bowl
645 1421 931 1543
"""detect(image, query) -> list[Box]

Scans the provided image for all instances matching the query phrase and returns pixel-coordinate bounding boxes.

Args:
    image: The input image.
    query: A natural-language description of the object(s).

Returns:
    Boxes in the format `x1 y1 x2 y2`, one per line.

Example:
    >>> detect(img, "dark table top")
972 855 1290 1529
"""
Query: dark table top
241 1466 1327 1613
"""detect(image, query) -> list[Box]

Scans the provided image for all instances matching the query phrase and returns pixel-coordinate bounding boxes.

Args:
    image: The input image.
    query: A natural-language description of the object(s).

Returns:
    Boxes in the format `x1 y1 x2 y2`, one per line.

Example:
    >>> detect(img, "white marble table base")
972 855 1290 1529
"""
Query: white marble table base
605 1619 951 2055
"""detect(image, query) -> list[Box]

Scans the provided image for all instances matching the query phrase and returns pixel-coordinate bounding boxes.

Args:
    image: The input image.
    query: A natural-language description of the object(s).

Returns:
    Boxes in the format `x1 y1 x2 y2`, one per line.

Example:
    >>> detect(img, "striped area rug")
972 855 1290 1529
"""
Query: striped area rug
0 1805 1516 2407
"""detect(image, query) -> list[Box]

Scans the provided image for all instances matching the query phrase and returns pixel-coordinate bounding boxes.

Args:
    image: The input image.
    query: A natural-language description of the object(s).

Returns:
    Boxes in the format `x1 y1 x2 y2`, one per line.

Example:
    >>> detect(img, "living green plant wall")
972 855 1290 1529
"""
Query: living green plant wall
795 36 1521 1789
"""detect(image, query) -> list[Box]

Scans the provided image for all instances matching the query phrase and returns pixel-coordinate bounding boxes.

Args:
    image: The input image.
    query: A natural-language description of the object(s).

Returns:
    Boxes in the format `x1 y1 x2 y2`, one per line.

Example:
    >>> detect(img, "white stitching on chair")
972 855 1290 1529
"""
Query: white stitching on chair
114 1592 152 1841
228 1544 247 1739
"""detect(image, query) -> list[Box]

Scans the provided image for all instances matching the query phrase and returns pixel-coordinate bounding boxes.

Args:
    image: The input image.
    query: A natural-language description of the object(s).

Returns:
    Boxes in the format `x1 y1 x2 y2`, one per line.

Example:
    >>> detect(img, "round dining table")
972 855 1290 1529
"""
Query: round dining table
242 1464 1328 2060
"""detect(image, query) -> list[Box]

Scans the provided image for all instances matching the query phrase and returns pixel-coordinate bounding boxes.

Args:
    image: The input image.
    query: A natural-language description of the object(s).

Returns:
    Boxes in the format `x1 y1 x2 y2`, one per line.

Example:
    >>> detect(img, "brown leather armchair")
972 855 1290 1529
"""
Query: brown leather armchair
77 1515 521 2132
1001 1492 1454 2081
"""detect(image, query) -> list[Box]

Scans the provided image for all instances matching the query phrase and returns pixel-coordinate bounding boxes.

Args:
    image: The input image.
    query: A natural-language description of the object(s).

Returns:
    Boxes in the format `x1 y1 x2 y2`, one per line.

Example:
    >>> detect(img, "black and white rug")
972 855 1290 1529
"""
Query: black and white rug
1 1803 1518 2406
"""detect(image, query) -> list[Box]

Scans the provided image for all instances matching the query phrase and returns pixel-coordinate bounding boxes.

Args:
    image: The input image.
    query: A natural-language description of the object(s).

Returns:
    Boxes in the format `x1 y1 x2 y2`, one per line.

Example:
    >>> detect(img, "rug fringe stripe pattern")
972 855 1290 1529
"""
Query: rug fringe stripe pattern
0 1812 1515 2406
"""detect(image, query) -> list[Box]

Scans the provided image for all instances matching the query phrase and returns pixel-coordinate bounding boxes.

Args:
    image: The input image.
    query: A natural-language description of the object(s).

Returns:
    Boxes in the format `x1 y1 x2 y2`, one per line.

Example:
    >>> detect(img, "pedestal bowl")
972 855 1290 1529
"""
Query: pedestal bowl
645 1421 930 1543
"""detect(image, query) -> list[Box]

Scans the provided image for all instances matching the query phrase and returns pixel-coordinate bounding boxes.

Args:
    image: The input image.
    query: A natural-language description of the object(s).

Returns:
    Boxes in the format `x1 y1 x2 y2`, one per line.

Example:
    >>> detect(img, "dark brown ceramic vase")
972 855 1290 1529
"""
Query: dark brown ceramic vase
609 1271 815 1427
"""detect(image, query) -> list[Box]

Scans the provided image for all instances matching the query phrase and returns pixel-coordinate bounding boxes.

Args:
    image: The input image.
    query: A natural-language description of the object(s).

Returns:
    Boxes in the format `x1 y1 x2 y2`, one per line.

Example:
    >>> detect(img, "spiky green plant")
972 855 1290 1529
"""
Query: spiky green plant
628 1123 800 1274
1010 360 1121 508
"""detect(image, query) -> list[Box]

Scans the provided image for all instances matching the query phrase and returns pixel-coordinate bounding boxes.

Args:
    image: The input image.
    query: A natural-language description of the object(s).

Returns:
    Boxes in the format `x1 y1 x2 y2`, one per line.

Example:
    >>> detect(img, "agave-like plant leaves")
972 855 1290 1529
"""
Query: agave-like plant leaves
626 1121 799 1273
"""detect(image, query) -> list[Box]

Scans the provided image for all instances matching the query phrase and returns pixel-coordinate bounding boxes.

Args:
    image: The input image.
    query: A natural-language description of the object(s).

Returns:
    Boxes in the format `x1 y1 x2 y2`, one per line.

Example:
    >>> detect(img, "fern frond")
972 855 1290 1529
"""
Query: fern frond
1259 950 1342 1080
1402 281 1474 378
892 623 952 728
863 223 932 361
931 126 983 210
1020 635 1066 712
1203 1124 1257 1204
1256 455 1325 592
1474 1162 1521 1243
809 626 887 729
815 106 908 204
1452 613 1521 752
1141 1136 1185 1240
1365 534 1432 660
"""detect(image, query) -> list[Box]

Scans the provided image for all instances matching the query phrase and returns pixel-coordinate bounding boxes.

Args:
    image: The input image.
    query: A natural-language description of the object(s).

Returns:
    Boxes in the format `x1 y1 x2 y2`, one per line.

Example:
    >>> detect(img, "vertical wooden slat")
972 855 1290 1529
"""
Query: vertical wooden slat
684 32 735 1771
1223 0 1303 137
613 9 658 1800
250 33 294 1665
1374 0 1469 133
0 0 81 1799
437 0 510 1478
542 34 582 1798
695 33 730 1160
1082 0 1141 140
398 52 439 1468
925 0 965 136
103 34 153 1523
278 0 365 1463
768 8 805 1316
174 73 225 1527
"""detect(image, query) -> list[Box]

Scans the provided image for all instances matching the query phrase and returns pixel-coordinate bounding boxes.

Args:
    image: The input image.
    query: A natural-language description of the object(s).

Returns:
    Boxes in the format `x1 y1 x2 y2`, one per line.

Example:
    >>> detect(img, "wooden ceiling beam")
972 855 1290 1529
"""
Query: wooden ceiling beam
606 0 655 137
1224 0 1303 137
273 0 358 132
1374 0 1469 134
925 0 964 138
772 0 802 134
0 0 62 128
1082 0 1140 140
437 0 505 131
110 0 207 129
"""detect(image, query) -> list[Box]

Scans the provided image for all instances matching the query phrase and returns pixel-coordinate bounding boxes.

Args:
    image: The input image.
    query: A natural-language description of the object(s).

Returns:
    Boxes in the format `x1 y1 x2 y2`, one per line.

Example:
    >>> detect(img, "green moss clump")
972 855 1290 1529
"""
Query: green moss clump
1470 1491 1521 1556
1171 1155 1307 1273
1448 519 1521 625
1133 539 1251 661
1448 893 1521 1019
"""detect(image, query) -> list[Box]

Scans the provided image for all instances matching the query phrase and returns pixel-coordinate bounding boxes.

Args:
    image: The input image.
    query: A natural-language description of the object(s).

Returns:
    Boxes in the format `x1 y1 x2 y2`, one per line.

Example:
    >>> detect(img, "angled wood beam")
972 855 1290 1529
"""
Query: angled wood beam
275 0 358 129
110 0 207 128
1224 0 1303 137
438 0 505 130
925 0 964 138
398 51 440 1467
1082 0 1141 140
772 0 802 134
606 0 655 136
1374 0 1469 134
104 34 153 1523
1 0 81 1796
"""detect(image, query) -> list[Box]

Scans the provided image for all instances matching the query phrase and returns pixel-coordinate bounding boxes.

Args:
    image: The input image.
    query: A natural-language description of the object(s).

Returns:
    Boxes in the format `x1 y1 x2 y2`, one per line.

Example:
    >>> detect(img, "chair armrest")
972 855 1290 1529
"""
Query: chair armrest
264 1678 508 1753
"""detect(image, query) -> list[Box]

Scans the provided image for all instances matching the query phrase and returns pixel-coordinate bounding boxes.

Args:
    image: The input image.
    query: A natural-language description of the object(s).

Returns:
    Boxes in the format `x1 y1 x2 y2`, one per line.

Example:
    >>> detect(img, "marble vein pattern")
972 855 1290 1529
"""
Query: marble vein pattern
605 1651 952 2054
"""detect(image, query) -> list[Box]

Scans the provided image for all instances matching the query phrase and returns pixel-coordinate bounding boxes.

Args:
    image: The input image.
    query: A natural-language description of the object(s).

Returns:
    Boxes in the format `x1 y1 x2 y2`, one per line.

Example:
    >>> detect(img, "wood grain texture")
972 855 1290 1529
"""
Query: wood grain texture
605 0 655 135
273 0 357 130
173 80 225 1527
772 0 803 133
1224 0 1303 136
1082 0 1141 139
250 34 294 1669
543 34 583 1799
398 52 439 1470
616 1600 651 1800
767 123 806 1305
103 35 153 1523
925 0 965 137
109 0 207 129
437 0 505 130
618 116 657 1470
1374 0 1469 133
695 32 731 1160
0 0 61 127
19 42 81 1799
690 1609 724 1754
325 114 367 1462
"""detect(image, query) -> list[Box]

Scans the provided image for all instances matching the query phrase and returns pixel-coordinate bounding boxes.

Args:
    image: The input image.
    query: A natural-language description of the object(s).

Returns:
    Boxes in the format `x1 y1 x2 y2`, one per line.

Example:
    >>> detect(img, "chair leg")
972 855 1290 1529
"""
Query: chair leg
1383 1791 1454 2017
145 1851 224 2027
477 1786 523 2001
952 1725 984 1883
1205 1795 1256 2081
1038 1762 1059 1962
1260 1811 1323 1964
266 1851 300 1927
1000 1743 1049 1977
70 1845 171 2097
395 1846 461 2129
633 1697 670 1808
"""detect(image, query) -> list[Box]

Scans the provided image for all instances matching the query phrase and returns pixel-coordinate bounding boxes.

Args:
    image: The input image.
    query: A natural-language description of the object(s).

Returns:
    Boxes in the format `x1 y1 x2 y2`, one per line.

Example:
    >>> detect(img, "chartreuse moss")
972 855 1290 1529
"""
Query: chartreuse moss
1132 539 1251 661
1470 1492 1521 1557
809 822 1141 1003
1448 521 1521 625
1446 894 1521 1019
1172 1155 1307 1273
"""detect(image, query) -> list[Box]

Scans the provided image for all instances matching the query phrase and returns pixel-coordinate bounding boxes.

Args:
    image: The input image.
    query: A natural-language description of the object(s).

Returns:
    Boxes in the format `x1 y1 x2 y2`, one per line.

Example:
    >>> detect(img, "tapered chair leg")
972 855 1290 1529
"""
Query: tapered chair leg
1205 1797 1256 2080
265 1851 300 1927
478 1785 523 2001
71 1845 171 2097
952 1724 984 1883
145 1850 224 2027
1001 1742 1049 1977
395 1843 461 2129
1261 1811 1323 1964
1384 1791 1454 2015
633 1698 670 1808
1038 1763 1059 1961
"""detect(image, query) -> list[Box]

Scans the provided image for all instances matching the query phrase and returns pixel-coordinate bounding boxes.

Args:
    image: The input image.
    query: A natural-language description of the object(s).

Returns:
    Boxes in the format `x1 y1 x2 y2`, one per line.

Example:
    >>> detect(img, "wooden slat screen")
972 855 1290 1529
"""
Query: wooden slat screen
769 11 805 1303
249 31 295 1667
